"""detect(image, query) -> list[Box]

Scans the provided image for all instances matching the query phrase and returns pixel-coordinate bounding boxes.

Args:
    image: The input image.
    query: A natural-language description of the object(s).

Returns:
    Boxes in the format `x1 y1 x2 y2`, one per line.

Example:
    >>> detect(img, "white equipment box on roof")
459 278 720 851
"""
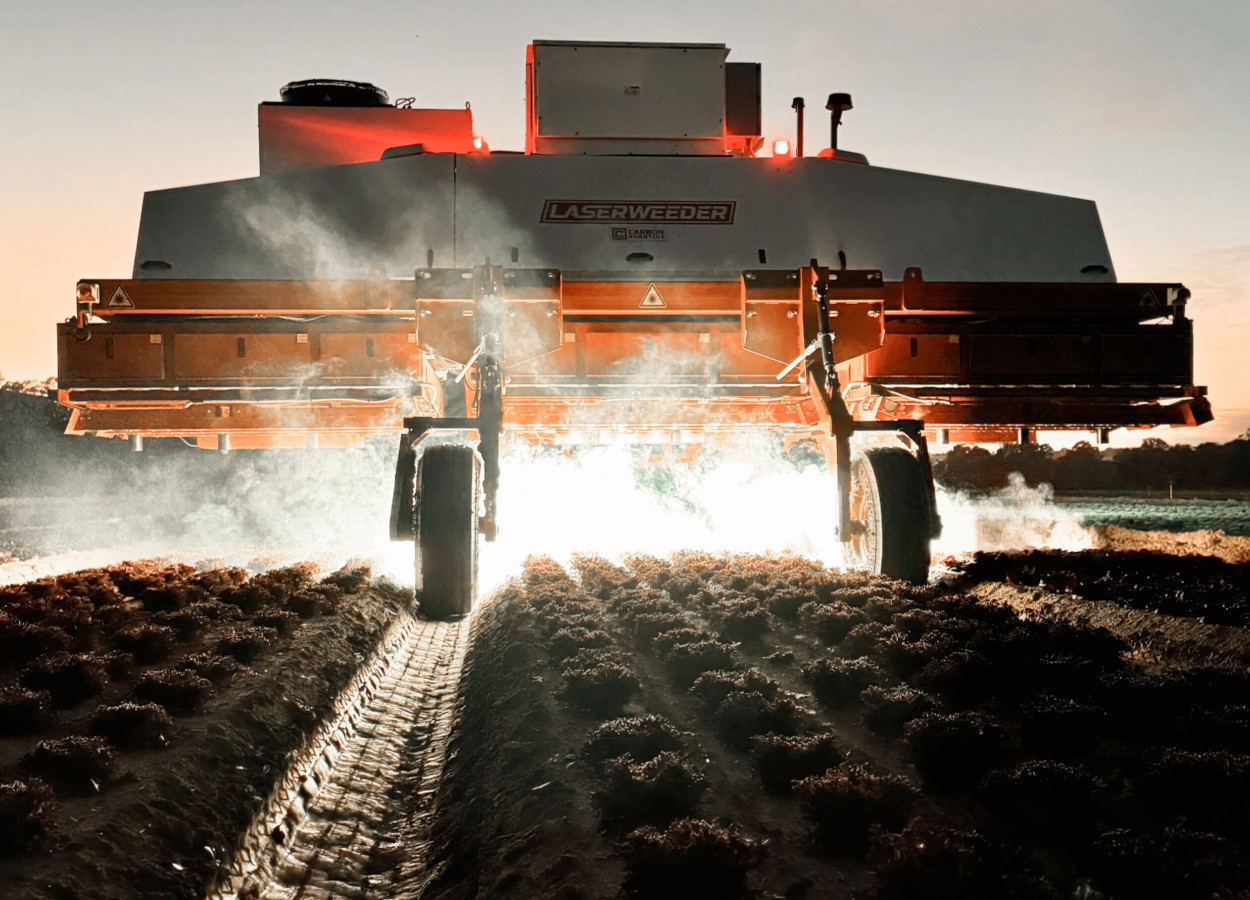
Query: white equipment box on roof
526 41 729 155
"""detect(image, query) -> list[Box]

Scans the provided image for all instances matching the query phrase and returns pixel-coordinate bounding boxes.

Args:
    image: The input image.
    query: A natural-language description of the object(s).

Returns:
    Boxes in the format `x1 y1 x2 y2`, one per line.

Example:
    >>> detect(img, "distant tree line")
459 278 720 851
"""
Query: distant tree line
934 436 1250 493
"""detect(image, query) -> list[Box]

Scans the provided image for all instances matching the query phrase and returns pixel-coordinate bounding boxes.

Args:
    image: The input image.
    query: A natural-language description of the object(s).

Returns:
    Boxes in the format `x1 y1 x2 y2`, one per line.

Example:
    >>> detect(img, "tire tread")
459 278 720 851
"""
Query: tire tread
417 445 477 618
860 447 931 584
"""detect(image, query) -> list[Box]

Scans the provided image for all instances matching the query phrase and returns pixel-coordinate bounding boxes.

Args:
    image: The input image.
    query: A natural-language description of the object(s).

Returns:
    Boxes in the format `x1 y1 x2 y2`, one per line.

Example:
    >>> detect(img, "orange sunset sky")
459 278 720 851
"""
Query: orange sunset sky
1 0 1246 445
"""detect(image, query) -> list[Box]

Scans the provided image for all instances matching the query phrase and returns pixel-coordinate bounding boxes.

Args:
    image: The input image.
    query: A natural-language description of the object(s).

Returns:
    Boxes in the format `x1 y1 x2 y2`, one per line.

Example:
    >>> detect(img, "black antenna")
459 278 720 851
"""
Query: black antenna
791 97 805 158
826 93 853 152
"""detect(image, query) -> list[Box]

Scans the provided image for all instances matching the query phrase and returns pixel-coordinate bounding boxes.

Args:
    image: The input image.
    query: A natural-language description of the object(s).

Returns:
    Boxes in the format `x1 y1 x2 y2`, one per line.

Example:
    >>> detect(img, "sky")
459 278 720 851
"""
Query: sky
1 0 1247 444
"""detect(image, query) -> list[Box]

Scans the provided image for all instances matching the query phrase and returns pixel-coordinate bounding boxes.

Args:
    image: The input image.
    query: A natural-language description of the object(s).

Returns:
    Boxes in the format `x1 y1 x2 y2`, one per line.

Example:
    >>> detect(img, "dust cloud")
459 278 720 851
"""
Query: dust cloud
932 471 1095 557
2 420 1096 590
481 449 1096 590
0 437 403 585
479 438 841 590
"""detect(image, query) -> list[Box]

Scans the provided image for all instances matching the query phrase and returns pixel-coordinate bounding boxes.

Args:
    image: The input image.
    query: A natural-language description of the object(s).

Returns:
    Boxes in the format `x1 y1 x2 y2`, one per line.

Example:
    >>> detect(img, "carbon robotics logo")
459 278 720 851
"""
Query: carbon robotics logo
541 200 736 224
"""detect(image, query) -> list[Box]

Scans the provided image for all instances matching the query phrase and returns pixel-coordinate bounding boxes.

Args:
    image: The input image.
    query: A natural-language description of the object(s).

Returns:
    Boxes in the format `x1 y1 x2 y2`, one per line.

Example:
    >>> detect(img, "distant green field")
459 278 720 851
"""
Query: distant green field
1055 494 1250 536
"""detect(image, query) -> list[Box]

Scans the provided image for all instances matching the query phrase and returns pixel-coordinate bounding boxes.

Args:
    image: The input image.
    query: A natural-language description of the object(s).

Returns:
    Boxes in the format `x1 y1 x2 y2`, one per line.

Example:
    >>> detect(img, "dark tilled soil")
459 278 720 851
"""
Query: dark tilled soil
425 552 1250 900
421 574 625 900
970 582 1250 671
1096 525 1250 565
5 540 1250 899
0 559 411 899
953 548 1250 627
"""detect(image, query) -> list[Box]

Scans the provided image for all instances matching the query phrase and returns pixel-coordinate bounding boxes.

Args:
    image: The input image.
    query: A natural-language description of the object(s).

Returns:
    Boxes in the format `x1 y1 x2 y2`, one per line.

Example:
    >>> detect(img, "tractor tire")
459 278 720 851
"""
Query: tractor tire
845 447 932 584
416 445 478 619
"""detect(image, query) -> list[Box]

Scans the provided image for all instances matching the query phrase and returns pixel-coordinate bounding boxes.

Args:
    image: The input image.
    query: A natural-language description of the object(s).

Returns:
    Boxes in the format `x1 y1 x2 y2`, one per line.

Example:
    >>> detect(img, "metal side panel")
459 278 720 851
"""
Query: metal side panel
56 318 431 390
530 41 727 155
453 155 1115 283
132 154 456 280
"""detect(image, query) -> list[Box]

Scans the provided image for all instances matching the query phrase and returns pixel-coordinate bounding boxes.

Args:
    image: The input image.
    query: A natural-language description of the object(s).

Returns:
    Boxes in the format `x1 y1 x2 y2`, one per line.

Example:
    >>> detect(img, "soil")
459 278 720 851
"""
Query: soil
0 559 411 899
950 547 1250 627
969 582 1250 671
424 551 1250 899
4 533 1250 899
1096 524 1250 564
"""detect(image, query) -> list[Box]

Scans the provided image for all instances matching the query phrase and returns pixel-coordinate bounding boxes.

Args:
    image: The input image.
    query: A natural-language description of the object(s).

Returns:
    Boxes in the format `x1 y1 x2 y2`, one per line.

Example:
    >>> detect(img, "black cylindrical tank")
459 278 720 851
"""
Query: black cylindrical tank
279 79 390 107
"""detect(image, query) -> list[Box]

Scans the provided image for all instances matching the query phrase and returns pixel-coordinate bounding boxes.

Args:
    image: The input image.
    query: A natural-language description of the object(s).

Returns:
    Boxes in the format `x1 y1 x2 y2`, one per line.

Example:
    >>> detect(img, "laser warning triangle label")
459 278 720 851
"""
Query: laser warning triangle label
106 286 134 309
640 284 666 308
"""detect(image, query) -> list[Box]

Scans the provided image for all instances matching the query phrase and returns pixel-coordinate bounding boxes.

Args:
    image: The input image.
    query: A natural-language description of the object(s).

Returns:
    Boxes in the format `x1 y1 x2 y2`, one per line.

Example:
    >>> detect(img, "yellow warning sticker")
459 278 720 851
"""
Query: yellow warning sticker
106 286 134 309
640 284 666 308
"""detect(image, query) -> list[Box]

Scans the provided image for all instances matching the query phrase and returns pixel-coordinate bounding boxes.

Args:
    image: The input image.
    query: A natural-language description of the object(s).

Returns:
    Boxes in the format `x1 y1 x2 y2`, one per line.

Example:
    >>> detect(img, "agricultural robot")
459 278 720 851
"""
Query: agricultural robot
57 42 1210 617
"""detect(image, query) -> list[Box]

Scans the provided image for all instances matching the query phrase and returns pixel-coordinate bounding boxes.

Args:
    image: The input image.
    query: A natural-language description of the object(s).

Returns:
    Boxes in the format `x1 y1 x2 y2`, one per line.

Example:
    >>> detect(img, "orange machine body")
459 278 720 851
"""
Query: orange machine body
58 267 1207 449
56 40 1209 450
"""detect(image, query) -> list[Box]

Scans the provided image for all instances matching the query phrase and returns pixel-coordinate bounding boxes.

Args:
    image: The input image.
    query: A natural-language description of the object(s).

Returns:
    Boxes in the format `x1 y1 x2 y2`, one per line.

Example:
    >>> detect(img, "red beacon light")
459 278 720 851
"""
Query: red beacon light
471 135 490 153
771 139 791 158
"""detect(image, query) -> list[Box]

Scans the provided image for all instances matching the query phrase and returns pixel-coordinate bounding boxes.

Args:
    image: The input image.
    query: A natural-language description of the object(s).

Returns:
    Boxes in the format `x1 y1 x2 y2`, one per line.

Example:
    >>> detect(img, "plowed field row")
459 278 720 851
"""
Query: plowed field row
4 549 1250 899
424 552 1250 900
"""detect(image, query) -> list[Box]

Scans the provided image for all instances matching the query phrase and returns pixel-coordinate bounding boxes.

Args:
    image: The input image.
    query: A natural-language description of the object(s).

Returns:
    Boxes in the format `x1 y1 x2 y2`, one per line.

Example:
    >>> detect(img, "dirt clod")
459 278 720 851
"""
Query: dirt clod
584 715 683 767
752 733 848 794
794 764 919 857
89 702 172 750
19 653 106 708
594 752 706 831
0 780 57 856
0 687 53 736
623 818 765 898
133 667 213 716
21 736 116 795
904 711 1009 791
712 690 805 750
217 625 278 663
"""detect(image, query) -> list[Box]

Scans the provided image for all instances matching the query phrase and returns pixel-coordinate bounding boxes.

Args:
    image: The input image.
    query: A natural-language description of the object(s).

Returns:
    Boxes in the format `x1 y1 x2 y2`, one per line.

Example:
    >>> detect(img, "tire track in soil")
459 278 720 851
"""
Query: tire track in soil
211 612 471 900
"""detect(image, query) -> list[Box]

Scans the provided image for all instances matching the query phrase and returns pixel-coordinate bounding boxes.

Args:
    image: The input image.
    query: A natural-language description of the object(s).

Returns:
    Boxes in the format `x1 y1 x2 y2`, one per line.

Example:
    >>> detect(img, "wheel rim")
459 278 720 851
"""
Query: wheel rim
846 456 882 573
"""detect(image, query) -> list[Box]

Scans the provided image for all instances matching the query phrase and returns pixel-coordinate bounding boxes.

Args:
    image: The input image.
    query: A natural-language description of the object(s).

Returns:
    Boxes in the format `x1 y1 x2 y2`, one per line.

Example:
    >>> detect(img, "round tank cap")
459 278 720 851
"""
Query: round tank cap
279 79 390 107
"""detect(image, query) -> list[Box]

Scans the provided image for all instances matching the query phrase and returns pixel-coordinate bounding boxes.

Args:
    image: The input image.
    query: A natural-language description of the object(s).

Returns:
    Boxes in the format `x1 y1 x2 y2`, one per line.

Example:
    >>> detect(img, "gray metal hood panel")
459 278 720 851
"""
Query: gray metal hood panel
132 152 1113 283
132 154 456 280
455 155 1114 282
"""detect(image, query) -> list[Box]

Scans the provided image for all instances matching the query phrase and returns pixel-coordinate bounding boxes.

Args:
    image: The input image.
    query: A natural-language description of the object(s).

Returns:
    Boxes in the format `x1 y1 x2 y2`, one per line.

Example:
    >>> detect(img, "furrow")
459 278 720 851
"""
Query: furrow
209 613 471 900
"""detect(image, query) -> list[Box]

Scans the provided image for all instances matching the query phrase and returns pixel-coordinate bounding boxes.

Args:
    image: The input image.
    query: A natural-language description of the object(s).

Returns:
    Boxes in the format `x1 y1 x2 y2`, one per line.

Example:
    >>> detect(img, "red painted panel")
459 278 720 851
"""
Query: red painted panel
258 105 475 174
